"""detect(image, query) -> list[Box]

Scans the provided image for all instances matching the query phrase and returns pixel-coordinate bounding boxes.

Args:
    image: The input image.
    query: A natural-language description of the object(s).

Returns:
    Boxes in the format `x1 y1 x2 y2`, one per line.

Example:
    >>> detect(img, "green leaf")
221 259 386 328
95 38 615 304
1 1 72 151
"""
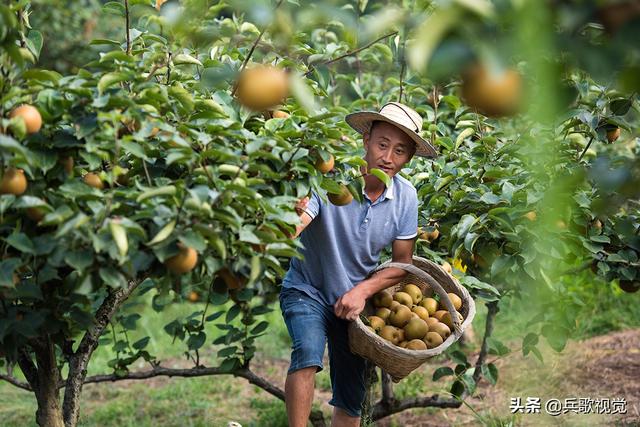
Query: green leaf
481 363 498 385
5 232 35 254
169 84 195 113
590 235 610 243
187 332 206 350
225 304 241 323
0 135 29 156
132 337 150 350
136 185 176 203
450 380 465 398
147 220 176 245
64 251 94 273
103 1 125 15
369 168 391 187
609 98 632 116
26 30 43 58
98 72 130 95
449 350 468 366
0 258 21 288
251 321 269 335
174 53 203 66
522 332 539 357
217 346 238 358
541 324 569 353
99 268 127 288
490 255 514 277
432 366 454 381
455 127 475 149
22 69 62 84
487 337 510 356
110 220 128 258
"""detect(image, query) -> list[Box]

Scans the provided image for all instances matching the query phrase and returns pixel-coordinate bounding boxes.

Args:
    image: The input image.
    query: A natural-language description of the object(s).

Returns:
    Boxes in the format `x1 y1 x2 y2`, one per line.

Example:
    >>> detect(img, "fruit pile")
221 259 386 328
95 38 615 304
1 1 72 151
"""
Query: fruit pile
365 284 464 351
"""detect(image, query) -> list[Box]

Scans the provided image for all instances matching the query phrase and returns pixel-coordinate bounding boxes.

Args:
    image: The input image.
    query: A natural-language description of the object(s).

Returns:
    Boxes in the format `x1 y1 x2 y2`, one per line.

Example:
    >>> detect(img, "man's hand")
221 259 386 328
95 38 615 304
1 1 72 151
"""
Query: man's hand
334 286 368 321
295 196 309 216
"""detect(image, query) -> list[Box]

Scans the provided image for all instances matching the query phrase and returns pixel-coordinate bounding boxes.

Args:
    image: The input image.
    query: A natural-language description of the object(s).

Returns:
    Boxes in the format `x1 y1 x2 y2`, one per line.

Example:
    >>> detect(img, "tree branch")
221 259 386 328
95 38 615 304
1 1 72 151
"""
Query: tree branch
0 373 32 391
231 0 285 97
63 279 143 426
16 347 39 390
372 394 461 420
304 31 398 77
473 300 499 384
381 370 395 406
124 0 131 55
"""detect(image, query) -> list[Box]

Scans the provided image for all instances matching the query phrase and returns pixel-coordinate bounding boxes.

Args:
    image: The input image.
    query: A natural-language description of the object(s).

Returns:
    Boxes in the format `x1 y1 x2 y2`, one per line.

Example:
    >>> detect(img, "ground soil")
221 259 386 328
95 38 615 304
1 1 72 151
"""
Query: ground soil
250 328 640 426
76 329 640 426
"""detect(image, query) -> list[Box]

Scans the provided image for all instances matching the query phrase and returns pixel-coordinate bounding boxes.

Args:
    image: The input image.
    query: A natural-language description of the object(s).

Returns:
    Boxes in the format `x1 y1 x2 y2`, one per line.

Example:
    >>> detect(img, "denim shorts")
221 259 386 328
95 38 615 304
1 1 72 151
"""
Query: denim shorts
279 287 367 417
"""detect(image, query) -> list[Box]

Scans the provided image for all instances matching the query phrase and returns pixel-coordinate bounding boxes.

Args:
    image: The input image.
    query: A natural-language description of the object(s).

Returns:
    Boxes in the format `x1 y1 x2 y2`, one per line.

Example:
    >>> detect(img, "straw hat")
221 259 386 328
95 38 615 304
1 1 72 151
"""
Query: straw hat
345 102 437 158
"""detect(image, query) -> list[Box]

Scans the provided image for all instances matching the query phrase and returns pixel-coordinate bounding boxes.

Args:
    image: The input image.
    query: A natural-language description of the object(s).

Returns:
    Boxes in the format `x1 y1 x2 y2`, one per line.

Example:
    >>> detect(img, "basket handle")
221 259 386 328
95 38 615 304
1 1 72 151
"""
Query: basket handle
373 261 464 337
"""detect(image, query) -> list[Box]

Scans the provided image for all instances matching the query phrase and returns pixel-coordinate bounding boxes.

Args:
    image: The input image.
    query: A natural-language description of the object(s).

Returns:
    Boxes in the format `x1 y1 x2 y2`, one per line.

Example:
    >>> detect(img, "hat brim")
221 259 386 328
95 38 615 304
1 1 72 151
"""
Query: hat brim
345 111 437 158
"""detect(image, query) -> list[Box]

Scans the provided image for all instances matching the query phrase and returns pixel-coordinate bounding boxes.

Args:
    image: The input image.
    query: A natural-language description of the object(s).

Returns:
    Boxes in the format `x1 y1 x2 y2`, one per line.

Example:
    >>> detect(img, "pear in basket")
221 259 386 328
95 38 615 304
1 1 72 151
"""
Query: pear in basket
393 291 413 307
433 310 448 321
424 332 444 349
372 290 393 308
367 315 385 332
419 297 438 315
411 305 430 321
402 284 423 304
389 304 412 327
375 307 391 322
406 339 427 350
440 293 463 310
430 322 451 339
404 318 428 340
379 325 401 345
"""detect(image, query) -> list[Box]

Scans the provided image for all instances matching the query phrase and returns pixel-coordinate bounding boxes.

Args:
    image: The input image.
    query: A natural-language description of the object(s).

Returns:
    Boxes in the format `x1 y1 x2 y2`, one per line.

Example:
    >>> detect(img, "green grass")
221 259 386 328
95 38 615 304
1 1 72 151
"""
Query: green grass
2 275 639 426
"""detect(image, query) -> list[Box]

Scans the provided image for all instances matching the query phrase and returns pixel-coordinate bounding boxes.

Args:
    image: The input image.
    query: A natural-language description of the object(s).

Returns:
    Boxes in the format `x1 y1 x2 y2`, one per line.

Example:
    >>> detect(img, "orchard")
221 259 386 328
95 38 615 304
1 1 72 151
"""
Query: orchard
0 1 639 426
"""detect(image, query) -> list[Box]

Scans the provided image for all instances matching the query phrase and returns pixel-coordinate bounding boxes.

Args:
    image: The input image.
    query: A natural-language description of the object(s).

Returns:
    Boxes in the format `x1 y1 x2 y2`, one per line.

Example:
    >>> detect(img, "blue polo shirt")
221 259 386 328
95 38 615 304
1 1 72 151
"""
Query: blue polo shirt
282 174 418 306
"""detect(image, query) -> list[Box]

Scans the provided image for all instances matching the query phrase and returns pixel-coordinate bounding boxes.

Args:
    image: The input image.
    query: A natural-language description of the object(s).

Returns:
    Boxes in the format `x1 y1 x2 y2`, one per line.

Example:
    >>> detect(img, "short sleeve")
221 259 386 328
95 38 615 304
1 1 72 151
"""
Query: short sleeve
303 190 322 219
396 191 418 240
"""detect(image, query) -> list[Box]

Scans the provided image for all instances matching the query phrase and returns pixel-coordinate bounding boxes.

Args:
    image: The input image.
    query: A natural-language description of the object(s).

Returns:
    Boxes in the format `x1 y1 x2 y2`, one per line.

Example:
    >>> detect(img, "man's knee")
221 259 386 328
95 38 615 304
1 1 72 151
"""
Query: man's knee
288 365 317 379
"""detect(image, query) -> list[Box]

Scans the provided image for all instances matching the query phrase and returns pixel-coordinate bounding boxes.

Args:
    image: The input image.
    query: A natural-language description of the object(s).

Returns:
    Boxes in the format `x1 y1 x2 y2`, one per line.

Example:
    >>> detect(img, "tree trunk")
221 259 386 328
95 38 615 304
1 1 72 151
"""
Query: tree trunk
26 340 65 427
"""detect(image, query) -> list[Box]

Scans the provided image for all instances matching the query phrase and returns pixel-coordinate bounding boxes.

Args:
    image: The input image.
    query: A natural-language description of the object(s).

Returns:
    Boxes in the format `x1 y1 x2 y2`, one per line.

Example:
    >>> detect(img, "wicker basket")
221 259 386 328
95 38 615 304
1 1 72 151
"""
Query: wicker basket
348 256 476 382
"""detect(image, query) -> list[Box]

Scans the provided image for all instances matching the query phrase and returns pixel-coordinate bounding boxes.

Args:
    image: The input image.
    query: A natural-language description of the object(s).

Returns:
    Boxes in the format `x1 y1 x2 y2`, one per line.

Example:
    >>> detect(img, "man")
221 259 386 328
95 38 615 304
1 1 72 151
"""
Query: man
280 102 437 427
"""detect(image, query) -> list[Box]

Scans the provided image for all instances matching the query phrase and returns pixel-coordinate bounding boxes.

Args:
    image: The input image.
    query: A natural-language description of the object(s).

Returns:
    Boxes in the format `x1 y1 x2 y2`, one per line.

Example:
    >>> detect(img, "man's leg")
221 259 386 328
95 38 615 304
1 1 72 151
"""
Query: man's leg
285 366 317 427
331 406 360 427
280 288 328 427
327 316 367 424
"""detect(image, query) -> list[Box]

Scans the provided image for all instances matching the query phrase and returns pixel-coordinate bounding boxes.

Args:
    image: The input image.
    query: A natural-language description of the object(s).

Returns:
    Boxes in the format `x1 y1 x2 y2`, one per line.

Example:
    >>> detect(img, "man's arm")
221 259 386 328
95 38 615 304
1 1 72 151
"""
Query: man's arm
291 196 314 238
293 211 313 238
333 238 415 320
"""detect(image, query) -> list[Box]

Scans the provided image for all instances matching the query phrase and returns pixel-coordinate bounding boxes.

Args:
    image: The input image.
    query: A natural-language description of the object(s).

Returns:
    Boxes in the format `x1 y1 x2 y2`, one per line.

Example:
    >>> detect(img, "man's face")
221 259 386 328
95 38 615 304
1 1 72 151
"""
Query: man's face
363 121 415 178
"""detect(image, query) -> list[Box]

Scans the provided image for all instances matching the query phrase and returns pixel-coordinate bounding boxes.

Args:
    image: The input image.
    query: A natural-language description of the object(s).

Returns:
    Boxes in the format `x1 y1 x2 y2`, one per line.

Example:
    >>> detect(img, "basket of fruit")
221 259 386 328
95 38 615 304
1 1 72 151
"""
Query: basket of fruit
348 256 476 382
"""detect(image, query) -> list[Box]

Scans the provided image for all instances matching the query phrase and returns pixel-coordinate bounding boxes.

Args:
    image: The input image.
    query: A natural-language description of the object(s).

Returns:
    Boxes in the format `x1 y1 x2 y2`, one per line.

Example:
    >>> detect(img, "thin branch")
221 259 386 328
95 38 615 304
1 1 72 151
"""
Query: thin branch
558 261 593 277
371 394 461 420
231 0 285 97
398 31 407 103
381 371 395 406
473 300 499 384
0 373 32 391
304 31 398 77
578 135 595 161
124 0 131 55
68 365 284 399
